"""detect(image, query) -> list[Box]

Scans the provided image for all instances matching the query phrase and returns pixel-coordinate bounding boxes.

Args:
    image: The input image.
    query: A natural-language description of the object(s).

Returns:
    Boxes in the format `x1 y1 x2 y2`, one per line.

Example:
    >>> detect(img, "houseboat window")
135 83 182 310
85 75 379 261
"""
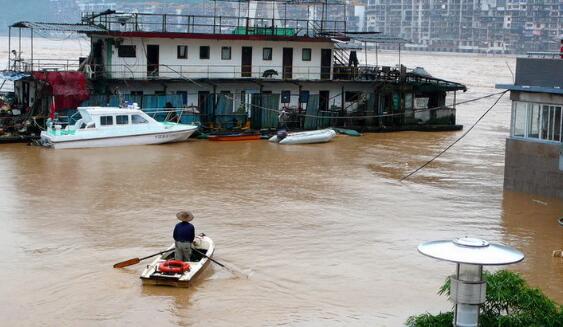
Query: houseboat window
281 91 291 104
299 90 310 103
177 45 188 59
130 91 143 96
118 45 136 58
404 93 413 110
221 47 231 60
263 48 273 61
302 48 312 61
132 115 148 124
116 115 129 125
345 91 362 102
100 116 114 126
200 46 210 59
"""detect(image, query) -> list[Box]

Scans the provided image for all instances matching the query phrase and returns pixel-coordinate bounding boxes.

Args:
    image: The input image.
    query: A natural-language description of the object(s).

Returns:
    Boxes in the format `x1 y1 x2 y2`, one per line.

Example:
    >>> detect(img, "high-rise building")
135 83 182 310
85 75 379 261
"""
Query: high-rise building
364 0 562 54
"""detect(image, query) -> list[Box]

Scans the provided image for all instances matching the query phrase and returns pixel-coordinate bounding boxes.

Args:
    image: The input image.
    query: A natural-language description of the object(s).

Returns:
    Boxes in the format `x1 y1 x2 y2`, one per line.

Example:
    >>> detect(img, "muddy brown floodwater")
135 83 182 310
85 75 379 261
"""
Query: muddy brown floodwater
0 38 561 326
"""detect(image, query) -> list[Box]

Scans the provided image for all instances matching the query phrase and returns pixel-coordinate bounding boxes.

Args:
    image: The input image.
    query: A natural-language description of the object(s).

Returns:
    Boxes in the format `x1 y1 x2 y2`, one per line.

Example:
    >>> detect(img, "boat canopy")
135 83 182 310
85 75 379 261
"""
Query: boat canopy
10 21 106 33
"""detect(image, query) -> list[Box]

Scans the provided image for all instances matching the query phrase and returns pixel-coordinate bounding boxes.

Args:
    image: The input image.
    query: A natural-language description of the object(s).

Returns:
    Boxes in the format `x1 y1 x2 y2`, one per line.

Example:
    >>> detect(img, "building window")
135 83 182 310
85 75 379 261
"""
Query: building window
200 46 210 59
302 48 312 61
100 116 114 126
132 115 148 124
117 45 136 58
221 46 231 60
512 102 527 137
511 101 562 142
542 105 562 141
177 45 188 59
116 115 129 125
263 48 273 61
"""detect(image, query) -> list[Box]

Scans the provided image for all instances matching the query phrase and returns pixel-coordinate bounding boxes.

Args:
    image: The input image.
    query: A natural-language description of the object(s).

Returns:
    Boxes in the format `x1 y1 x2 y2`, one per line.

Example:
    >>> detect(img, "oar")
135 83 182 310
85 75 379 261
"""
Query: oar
113 248 175 268
192 248 249 278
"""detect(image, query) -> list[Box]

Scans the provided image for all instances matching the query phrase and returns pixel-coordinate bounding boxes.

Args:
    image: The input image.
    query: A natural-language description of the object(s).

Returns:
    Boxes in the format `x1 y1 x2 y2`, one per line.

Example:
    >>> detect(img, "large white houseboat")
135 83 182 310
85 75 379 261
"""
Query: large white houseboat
3 0 466 136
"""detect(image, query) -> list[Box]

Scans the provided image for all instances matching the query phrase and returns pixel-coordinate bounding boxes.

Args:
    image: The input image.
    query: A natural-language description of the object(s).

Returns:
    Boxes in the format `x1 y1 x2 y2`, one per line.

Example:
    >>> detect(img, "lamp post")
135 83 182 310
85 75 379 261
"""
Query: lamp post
418 237 524 327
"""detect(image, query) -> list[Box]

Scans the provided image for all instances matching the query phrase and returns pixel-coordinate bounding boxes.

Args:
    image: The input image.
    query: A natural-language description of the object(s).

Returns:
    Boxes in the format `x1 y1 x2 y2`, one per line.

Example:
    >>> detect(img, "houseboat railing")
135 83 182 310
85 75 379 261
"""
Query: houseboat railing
526 51 563 59
11 59 465 89
80 12 346 37
11 58 81 73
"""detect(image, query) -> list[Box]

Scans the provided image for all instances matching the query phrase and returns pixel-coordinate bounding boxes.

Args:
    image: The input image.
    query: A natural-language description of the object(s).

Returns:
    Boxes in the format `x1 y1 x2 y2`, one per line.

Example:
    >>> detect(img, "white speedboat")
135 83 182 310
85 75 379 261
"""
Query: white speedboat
140 234 215 288
268 128 337 145
40 106 198 149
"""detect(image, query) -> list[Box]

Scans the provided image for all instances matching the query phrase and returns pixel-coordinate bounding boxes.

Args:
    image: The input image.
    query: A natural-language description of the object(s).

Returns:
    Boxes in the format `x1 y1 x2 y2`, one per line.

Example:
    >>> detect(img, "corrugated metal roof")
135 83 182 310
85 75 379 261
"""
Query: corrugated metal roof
495 84 563 95
10 21 106 33
346 34 410 44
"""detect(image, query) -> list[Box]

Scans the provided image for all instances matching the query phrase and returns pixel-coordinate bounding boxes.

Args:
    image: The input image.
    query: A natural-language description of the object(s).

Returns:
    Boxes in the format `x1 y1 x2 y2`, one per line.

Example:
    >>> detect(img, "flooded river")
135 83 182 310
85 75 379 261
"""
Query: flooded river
0 38 561 326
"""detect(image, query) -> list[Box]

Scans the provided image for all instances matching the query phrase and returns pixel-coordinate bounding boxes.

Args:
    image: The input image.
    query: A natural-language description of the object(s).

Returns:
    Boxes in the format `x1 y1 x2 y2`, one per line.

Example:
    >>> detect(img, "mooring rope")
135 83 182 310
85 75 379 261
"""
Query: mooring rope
400 90 508 181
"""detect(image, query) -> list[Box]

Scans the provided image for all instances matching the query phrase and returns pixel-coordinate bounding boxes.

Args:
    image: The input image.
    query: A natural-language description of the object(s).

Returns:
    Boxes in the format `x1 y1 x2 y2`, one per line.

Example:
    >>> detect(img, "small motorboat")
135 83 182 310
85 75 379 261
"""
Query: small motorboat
208 133 261 141
268 128 337 145
40 105 198 149
140 234 215 287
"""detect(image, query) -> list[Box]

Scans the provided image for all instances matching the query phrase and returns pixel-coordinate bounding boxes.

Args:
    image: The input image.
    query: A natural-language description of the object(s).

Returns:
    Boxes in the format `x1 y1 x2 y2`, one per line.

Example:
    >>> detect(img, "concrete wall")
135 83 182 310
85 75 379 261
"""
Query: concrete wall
504 138 563 199
510 91 563 106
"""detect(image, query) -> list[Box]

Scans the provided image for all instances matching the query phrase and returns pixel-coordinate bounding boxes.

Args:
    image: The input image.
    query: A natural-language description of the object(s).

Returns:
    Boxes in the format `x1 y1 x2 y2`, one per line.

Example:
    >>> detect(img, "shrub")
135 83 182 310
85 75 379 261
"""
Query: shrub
406 270 562 327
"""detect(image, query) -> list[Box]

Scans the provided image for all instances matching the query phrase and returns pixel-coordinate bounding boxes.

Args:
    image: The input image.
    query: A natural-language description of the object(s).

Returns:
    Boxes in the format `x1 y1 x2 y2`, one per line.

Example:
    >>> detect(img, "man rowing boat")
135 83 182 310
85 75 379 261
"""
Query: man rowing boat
173 211 195 262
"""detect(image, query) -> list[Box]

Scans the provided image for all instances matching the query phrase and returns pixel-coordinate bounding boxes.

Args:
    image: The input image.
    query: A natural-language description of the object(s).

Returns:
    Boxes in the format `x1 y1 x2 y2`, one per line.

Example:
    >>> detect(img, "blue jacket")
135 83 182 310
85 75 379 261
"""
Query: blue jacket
173 222 195 243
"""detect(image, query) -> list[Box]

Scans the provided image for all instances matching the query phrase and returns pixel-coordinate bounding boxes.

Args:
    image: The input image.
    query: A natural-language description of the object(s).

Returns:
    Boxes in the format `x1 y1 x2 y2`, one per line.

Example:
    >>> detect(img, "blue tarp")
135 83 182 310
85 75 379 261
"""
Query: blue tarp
0 71 31 81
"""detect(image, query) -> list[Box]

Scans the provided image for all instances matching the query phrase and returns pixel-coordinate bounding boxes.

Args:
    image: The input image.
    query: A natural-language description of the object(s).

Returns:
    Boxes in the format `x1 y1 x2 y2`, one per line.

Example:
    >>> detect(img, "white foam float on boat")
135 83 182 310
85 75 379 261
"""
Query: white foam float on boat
140 234 215 287
268 128 337 145
40 106 198 149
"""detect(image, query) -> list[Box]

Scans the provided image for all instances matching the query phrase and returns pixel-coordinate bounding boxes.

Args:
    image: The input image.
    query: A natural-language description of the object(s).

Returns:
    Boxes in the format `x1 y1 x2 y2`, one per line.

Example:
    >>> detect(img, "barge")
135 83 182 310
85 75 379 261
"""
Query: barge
1 0 467 140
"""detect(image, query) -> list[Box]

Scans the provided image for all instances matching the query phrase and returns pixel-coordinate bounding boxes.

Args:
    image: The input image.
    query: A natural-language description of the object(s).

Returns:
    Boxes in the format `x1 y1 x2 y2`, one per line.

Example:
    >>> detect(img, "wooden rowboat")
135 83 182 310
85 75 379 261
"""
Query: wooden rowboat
140 234 215 287
208 133 261 141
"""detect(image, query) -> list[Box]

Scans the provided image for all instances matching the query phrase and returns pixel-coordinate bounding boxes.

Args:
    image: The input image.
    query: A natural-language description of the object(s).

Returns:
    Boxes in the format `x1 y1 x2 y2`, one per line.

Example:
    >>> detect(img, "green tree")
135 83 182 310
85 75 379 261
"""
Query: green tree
406 270 563 327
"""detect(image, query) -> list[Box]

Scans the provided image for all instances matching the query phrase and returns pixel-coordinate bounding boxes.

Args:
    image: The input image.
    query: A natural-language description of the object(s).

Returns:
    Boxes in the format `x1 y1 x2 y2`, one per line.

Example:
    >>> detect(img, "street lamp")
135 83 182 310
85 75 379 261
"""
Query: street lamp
418 237 524 327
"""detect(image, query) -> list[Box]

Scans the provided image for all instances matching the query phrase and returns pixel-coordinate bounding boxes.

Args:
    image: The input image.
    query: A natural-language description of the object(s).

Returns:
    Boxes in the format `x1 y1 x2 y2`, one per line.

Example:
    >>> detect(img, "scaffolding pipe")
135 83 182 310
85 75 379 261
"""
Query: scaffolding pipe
364 41 368 66
31 28 34 71
376 43 378 66
7 27 11 70
19 27 22 71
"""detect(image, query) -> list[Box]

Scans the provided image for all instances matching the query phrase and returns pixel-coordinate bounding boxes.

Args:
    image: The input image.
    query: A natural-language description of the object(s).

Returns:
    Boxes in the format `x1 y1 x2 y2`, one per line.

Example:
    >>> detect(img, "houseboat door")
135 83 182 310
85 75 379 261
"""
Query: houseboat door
147 45 159 77
241 47 252 77
319 90 330 111
321 49 332 80
282 48 293 79
198 91 210 117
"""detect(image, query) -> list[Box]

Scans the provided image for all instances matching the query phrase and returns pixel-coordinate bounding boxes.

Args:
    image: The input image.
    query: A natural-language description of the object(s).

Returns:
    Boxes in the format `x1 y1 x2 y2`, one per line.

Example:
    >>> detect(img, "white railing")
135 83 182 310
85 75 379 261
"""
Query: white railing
90 64 329 80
